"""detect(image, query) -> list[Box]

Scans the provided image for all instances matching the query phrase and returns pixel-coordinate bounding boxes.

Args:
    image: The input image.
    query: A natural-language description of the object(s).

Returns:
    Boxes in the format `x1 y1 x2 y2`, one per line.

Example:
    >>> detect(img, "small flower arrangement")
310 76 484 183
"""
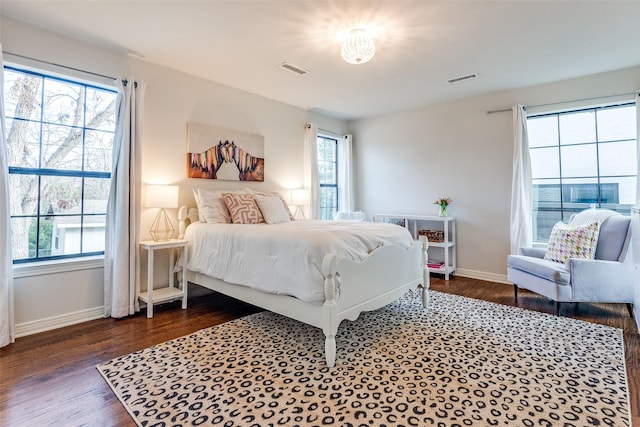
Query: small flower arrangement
434 197 452 208
434 197 452 216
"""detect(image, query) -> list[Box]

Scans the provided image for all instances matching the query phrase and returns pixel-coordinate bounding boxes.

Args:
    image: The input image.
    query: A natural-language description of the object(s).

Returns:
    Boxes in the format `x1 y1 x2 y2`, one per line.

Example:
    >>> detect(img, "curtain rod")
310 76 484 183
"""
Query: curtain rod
305 123 345 138
486 91 637 115
318 127 345 138
2 50 117 81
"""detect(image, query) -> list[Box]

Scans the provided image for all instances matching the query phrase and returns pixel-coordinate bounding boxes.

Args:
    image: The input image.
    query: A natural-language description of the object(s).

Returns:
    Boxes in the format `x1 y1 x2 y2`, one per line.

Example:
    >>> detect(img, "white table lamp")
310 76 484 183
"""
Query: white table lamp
290 188 309 220
146 184 179 241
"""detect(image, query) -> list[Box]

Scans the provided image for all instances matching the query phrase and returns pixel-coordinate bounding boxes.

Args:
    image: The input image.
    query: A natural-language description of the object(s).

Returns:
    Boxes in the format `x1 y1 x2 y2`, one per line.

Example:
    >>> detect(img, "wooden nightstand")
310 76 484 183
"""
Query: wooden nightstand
139 239 188 318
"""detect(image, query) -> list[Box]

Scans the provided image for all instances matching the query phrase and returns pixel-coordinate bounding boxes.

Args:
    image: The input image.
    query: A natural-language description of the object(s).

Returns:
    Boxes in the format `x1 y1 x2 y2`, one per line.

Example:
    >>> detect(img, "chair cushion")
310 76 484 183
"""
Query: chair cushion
507 254 571 284
543 221 599 263
594 215 630 261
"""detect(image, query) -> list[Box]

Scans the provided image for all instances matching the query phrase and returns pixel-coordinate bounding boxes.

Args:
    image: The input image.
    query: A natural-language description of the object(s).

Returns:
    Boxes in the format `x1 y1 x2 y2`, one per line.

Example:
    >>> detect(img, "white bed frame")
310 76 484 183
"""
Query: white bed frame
178 206 429 367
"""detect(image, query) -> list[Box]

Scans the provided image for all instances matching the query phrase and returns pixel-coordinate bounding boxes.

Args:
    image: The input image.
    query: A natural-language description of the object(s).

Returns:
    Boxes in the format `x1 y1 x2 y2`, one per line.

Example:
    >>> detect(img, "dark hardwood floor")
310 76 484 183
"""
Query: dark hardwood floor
1 276 638 426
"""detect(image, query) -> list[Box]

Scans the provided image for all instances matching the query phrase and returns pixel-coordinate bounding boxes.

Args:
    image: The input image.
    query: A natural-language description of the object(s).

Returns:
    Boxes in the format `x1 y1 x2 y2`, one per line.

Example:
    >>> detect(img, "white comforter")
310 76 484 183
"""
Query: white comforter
184 220 414 304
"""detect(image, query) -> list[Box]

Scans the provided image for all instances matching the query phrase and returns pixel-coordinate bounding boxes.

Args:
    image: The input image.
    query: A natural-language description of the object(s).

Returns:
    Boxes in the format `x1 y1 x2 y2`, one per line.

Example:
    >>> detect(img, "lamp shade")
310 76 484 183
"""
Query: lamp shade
291 188 309 206
341 28 375 65
146 185 179 209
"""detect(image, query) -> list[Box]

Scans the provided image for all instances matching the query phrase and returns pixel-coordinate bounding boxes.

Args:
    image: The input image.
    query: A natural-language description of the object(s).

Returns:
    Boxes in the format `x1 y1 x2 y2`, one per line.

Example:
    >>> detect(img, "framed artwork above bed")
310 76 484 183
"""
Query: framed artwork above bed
187 122 264 181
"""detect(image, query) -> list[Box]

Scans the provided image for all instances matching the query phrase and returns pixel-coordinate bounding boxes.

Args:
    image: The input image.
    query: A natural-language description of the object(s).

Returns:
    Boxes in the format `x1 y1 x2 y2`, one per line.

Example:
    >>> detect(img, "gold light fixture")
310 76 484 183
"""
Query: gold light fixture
341 28 375 65
146 184 179 241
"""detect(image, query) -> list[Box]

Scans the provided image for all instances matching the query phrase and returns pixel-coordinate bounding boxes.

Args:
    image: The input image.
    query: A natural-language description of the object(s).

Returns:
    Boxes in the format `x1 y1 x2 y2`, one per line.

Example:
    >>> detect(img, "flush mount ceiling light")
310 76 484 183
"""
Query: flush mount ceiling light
341 28 375 65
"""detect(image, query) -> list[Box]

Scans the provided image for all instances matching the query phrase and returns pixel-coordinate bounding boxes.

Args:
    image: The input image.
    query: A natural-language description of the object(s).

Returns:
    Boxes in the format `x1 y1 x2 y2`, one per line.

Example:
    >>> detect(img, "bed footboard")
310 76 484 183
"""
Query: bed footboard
321 237 429 367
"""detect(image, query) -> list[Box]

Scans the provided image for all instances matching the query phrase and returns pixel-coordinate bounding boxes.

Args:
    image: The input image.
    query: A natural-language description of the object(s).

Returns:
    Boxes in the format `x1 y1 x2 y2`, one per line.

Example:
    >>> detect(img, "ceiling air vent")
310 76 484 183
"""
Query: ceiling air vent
447 73 479 84
279 62 309 75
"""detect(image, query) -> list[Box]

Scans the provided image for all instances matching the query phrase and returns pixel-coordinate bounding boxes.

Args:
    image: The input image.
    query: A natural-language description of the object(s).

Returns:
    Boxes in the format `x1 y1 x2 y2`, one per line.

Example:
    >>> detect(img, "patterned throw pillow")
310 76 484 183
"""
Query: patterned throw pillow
222 192 265 224
543 221 600 264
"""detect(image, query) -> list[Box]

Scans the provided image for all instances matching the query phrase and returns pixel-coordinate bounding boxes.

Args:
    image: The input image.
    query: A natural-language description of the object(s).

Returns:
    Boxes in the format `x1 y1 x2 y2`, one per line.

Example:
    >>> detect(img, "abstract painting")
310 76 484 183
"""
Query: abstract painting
187 122 264 181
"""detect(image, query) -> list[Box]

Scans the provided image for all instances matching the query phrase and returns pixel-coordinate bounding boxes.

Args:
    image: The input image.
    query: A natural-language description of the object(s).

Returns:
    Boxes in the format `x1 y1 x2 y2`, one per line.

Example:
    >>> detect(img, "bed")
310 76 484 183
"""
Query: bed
177 203 429 367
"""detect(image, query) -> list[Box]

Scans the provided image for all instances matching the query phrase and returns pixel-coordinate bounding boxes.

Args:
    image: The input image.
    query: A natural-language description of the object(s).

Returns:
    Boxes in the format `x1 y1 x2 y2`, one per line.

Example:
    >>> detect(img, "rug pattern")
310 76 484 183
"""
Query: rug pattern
98 291 630 426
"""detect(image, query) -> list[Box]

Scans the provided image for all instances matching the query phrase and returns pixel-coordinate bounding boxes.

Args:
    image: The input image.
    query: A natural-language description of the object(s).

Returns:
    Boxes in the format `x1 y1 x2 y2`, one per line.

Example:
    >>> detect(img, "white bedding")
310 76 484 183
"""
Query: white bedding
184 220 414 304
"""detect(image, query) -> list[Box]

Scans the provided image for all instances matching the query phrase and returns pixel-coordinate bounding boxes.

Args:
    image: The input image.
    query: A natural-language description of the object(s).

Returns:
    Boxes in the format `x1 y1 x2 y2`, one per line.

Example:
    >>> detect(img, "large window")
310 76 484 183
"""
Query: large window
317 135 338 220
3 66 117 263
527 103 637 242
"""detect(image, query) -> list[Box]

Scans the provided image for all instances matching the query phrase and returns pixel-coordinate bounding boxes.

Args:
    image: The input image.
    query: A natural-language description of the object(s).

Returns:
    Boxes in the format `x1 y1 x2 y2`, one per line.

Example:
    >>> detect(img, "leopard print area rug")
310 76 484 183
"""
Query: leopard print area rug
97 291 630 426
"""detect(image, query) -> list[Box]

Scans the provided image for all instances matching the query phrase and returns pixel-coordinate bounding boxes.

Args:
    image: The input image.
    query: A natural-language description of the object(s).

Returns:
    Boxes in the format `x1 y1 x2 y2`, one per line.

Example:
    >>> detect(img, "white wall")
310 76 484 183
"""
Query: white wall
349 66 640 283
2 17 346 333
3 15 639 334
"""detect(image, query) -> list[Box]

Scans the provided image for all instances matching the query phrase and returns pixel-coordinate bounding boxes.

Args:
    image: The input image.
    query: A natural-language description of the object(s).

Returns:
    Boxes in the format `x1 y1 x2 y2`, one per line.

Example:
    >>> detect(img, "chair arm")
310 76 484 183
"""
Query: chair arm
569 258 634 300
519 247 546 258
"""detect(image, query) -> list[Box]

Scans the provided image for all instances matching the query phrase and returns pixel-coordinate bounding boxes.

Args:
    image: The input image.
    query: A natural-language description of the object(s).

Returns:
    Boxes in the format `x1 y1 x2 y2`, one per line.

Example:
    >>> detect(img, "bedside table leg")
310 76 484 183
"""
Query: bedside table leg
181 246 188 309
147 248 154 318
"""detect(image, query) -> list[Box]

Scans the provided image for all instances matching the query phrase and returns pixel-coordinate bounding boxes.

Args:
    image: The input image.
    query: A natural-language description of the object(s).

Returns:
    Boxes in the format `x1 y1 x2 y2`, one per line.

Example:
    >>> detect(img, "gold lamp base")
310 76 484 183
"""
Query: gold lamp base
150 208 174 241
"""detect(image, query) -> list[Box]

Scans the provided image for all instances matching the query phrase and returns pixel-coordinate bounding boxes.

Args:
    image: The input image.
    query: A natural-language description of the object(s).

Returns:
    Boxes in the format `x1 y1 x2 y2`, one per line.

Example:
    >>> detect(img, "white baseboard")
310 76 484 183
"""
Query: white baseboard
12 271 511 338
451 268 510 285
15 306 105 338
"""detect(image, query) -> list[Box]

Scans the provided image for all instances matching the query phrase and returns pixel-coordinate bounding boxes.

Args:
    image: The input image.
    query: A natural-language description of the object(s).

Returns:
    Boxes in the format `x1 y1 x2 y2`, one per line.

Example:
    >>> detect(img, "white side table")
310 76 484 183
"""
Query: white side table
139 239 188 318
372 214 456 280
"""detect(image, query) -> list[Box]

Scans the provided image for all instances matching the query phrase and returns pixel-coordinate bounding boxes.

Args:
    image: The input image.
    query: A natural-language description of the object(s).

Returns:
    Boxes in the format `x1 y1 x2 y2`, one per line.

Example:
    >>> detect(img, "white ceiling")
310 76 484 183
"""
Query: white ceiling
2 1 639 120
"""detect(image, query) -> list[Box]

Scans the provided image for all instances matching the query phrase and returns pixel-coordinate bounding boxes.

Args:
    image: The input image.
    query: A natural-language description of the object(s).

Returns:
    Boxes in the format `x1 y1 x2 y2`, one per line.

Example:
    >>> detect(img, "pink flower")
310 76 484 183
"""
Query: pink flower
434 197 452 207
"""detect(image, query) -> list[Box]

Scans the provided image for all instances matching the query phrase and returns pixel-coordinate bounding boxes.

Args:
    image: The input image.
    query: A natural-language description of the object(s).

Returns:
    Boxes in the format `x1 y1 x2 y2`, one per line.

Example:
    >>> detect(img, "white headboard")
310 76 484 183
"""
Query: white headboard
178 205 199 239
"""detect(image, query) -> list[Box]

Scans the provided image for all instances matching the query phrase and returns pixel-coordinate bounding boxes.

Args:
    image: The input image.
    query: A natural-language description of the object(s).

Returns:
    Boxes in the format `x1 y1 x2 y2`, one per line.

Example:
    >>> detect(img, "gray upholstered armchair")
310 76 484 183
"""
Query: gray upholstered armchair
507 209 633 316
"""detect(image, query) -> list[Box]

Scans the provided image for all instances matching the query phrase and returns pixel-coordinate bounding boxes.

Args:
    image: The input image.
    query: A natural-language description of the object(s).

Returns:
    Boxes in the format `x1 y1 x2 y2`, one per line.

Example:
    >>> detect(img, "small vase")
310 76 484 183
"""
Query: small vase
439 205 448 217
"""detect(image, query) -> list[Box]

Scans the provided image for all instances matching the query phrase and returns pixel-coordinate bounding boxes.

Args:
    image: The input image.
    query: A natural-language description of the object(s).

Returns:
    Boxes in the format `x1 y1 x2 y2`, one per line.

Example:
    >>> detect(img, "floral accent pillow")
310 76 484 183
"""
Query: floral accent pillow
543 221 600 263
222 192 265 224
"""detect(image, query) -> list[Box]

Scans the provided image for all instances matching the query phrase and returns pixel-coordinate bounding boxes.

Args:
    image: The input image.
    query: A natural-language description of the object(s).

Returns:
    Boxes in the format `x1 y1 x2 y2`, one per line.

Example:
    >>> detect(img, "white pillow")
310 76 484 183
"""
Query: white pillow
254 195 291 224
192 189 204 222
197 189 231 224
244 187 295 221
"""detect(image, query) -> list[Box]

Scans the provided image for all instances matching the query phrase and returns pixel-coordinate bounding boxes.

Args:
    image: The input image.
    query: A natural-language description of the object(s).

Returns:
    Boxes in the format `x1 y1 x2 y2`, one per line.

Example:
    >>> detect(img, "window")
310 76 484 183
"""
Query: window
317 135 338 220
3 65 117 263
527 103 637 242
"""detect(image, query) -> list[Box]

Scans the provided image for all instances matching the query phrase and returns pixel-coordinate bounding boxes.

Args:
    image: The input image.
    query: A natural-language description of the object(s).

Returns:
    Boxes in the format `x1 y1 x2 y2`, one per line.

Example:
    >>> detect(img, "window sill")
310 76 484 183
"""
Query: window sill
13 256 105 279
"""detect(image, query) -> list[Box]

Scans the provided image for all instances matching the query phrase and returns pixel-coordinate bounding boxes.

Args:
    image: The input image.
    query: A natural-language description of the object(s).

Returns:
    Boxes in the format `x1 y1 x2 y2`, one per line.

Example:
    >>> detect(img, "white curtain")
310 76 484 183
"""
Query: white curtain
337 134 354 213
0 46 15 348
104 78 146 318
510 104 533 254
303 123 320 219
636 90 640 206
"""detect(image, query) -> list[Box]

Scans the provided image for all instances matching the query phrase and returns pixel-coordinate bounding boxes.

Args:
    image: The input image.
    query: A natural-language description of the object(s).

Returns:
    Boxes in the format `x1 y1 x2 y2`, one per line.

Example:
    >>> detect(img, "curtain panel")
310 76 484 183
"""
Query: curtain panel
104 78 146 318
303 123 320 220
337 135 354 213
636 91 640 206
510 104 533 254
0 46 15 348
